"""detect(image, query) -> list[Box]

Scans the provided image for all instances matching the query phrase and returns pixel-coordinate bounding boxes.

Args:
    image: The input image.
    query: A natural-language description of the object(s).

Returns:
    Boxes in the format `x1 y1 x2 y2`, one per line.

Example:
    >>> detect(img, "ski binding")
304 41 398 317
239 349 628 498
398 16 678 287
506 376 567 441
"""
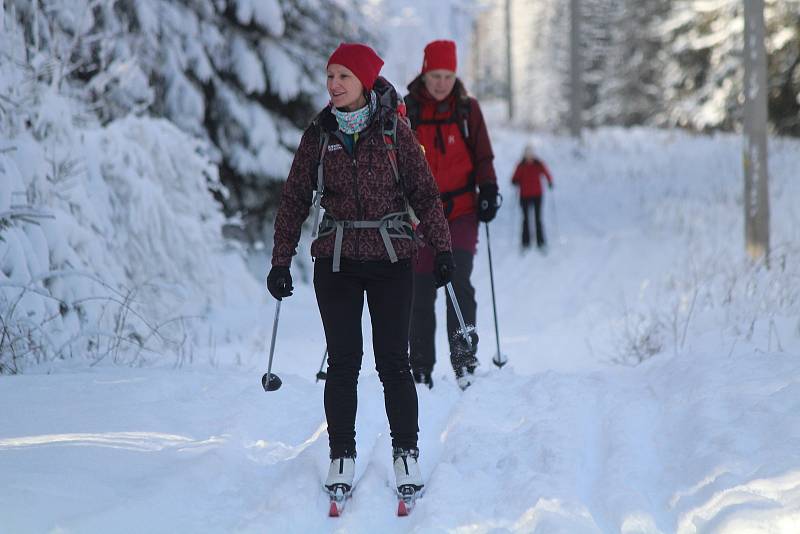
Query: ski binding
396 484 422 516
327 483 351 517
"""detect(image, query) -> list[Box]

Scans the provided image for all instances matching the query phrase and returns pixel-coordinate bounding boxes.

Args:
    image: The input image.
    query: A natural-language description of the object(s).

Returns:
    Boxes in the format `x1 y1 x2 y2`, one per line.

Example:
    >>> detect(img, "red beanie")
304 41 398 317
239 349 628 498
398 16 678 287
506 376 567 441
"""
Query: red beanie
422 40 457 73
327 43 384 90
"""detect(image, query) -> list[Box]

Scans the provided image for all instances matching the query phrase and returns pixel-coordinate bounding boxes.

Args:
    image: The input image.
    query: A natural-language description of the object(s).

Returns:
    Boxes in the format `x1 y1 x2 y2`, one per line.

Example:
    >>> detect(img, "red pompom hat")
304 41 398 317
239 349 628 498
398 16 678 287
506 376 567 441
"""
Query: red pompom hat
422 40 457 73
327 43 384 90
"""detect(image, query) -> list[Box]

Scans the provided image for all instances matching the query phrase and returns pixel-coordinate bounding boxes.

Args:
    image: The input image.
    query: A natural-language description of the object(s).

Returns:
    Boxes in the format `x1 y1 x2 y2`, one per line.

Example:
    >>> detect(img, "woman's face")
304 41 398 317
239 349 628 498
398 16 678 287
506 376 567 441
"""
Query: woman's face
327 64 366 111
423 69 456 101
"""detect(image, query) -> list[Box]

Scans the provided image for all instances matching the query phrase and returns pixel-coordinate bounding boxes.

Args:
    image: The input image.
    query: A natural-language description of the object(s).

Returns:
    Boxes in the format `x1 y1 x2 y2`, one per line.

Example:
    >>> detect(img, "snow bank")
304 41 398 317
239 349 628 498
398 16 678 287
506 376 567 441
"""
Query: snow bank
0 29 257 372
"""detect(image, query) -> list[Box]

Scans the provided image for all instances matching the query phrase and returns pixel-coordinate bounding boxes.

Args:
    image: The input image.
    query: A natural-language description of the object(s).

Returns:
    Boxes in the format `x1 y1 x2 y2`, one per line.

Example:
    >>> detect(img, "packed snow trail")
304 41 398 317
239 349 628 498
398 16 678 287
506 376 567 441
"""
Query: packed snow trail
2 128 800 532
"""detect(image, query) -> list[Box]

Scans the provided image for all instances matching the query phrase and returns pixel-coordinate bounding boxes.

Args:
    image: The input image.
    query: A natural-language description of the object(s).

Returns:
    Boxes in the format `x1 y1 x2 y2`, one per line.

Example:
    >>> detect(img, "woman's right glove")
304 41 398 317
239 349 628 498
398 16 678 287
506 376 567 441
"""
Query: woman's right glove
266 266 293 300
433 251 455 288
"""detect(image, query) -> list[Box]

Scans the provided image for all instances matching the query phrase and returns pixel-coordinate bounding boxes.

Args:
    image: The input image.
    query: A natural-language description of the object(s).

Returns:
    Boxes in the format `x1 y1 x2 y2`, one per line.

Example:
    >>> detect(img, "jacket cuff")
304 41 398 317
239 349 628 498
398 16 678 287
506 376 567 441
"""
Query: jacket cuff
271 256 291 268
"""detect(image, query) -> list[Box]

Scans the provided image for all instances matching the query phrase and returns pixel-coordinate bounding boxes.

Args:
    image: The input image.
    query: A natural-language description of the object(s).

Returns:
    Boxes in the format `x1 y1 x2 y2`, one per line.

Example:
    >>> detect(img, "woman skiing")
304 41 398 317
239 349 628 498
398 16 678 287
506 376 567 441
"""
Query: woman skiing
266 43 454 512
404 40 500 390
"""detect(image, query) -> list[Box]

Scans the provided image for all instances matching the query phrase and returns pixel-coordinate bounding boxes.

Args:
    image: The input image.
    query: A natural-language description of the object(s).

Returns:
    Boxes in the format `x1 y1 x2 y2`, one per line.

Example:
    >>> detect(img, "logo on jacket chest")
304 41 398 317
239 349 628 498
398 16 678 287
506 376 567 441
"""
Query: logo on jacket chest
327 144 343 152
448 134 456 145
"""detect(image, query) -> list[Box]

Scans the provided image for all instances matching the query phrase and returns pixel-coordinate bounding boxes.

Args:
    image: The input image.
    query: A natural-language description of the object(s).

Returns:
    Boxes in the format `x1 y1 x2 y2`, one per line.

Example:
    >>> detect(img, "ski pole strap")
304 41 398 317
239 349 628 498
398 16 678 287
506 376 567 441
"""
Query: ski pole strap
318 212 413 272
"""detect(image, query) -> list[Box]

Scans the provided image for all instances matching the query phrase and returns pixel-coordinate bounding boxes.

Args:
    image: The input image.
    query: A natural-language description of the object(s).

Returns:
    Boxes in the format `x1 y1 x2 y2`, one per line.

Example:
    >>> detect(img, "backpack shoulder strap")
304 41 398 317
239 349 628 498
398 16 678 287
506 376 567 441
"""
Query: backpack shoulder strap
383 111 401 188
455 98 472 141
383 110 420 225
310 124 329 238
404 96 420 131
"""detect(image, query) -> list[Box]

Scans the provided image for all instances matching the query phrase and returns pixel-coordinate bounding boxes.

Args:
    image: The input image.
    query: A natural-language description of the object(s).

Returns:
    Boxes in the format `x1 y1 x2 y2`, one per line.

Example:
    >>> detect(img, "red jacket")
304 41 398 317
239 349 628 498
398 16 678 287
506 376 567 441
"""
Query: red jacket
512 158 553 198
405 78 497 221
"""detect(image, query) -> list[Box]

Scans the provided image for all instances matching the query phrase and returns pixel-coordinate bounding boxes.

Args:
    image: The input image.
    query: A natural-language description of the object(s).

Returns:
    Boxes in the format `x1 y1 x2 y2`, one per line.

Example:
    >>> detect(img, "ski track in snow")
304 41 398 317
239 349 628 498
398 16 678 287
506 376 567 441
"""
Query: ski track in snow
2 126 800 532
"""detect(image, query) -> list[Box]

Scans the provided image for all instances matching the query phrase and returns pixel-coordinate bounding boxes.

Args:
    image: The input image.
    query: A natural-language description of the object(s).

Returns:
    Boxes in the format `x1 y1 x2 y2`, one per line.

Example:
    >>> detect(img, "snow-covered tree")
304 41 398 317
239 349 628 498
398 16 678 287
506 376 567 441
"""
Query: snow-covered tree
0 0 374 372
657 0 745 131
764 0 800 135
6 0 373 242
0 11 252 373
590 0 672 127
473 0 799 134
658 0 800 134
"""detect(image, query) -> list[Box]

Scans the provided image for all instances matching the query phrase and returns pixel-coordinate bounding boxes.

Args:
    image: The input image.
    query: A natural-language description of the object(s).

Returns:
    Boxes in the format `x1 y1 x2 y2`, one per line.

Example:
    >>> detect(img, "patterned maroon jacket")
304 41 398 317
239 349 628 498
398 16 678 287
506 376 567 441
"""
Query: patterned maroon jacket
271 77 451 268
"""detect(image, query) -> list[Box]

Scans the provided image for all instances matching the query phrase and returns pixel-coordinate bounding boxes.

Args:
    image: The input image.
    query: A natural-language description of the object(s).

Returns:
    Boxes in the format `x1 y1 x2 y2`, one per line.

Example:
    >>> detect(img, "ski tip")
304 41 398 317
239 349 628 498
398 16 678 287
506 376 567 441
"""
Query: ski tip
329 501 340 517
397 500 409 517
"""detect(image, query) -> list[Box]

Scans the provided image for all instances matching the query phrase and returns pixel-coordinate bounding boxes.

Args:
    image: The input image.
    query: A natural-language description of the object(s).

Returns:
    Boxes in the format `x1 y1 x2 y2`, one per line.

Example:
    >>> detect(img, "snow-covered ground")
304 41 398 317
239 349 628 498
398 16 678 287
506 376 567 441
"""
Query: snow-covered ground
2 124 800 533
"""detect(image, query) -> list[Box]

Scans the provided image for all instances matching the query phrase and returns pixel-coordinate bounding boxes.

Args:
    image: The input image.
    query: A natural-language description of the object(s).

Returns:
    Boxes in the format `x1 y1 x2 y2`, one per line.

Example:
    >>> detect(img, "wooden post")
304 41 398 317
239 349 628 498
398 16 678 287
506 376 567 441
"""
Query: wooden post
743 0 770 265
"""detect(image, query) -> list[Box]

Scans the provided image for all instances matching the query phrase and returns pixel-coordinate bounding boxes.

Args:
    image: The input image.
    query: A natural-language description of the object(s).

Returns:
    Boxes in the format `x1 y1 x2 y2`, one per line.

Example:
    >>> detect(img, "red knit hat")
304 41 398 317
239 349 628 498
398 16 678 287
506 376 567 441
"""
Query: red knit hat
327 43 384 90
422 40 457 73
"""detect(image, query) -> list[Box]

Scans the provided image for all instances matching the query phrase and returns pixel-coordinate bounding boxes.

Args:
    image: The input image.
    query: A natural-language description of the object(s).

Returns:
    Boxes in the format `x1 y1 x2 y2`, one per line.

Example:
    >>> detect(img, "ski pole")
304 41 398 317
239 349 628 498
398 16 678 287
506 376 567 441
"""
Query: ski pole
445 282 473 353
511 187 520 245
315 346 328 382
550 189 561 243
484 223 507 368
261 300 283 392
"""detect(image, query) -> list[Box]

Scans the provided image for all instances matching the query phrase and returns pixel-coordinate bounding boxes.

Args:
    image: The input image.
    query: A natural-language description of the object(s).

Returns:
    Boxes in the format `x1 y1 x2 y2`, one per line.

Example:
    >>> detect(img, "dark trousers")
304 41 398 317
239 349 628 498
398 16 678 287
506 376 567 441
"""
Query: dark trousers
409 248 478 374
521 196 545 247
314 258 418 458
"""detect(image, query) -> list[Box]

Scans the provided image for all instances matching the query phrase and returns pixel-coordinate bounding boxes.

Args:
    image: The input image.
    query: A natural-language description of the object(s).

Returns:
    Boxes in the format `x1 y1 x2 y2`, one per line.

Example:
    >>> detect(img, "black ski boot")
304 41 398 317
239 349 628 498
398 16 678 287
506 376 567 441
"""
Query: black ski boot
412 368 433 389
451 331 479 390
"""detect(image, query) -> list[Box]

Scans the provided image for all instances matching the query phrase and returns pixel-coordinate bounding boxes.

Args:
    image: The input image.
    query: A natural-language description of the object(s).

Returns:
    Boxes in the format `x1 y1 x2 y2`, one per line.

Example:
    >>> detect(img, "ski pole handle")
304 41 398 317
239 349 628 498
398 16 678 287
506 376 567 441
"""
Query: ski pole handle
445 282 473 352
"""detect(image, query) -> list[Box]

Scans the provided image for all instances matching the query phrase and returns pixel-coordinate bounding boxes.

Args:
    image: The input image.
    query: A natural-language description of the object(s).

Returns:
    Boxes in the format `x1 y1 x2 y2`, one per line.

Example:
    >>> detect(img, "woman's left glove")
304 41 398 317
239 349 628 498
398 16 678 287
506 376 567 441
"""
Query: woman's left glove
266 266 293 300
477 183 500 222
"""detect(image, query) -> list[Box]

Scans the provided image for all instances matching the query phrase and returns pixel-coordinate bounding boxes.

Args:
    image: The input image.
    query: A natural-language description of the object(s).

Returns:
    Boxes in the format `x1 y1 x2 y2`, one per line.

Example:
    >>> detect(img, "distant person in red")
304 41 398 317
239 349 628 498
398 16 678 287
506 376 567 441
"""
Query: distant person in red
511 144 553 249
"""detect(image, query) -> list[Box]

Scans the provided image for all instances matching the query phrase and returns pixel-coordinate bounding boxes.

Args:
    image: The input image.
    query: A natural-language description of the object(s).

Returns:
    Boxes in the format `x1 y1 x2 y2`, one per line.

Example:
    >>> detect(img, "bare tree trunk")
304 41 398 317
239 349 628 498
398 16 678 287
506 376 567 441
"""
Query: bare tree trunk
569 0 583 137
505 0 513 120
743 0 770 265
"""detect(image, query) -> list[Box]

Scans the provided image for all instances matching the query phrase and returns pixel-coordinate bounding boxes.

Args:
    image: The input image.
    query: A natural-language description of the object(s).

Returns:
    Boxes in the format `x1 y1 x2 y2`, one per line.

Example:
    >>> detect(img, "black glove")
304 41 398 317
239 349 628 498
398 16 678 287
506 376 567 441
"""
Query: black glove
477 183 499 222
433 251 455 288
266 266 293 300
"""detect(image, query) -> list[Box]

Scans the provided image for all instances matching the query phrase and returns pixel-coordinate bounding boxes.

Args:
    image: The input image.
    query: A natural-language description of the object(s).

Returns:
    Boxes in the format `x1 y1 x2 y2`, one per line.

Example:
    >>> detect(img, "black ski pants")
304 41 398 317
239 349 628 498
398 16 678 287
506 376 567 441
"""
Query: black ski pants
409 248 478 375
521 196 545 248
314 258 418 458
